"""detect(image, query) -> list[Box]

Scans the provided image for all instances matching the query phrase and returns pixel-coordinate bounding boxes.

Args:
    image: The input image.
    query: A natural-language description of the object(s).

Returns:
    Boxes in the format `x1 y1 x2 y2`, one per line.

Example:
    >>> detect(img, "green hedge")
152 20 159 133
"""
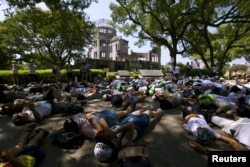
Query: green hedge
0 69 84 84
0 69 151 84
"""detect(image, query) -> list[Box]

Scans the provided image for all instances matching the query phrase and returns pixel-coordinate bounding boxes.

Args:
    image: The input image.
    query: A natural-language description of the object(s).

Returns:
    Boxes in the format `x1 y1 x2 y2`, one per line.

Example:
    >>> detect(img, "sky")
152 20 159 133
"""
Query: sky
0 0 247 65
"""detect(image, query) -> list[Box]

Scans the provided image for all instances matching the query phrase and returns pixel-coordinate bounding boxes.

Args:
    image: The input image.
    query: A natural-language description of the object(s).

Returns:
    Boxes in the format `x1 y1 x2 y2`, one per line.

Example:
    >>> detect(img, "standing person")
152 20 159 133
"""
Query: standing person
212 65 217 77
0 123 49 167
28 61 38 83
85 62 91 82
66 61 73 85
53 62 61 83
11 61 19 85
174 65 180 79
80 63 86 82
168 63 174 76
193 59 202 78
185 62 192 78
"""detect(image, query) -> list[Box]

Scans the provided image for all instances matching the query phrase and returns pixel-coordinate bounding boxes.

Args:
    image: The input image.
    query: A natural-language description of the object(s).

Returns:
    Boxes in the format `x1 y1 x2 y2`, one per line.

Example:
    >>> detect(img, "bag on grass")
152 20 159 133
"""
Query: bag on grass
51 130 85 149
118 144 152 167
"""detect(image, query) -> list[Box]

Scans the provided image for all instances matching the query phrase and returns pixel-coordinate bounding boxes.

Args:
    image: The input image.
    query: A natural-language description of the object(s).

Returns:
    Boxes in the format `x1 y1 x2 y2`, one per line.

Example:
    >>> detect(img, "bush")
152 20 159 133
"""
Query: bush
106 72 116 81
227 64 248 73
0 69 88 84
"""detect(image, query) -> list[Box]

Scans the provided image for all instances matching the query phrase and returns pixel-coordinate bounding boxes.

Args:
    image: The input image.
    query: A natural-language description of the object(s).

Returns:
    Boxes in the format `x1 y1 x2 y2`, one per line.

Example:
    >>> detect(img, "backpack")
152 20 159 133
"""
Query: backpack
197 94 216 105
51 130 85 149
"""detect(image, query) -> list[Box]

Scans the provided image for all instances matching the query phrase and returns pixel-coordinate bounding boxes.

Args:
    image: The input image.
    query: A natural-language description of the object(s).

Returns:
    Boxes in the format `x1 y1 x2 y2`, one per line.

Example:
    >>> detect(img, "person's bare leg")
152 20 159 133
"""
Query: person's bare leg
138 109 162 118
28 129 49 146
116 109 130 119
138 95 147 102
189 141 208 155
1 128 32 157
133 91 144 96
131 109 145 116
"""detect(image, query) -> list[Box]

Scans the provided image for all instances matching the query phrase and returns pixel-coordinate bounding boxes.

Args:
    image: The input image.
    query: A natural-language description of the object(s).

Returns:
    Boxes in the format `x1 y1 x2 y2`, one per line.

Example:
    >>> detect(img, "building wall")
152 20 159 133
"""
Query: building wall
87 24 161 69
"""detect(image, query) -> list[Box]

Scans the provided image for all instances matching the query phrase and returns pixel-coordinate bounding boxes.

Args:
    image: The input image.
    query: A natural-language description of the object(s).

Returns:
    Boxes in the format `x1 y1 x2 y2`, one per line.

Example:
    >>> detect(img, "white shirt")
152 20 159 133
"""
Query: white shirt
183 115 220 139
29 63 37 74
22 101 52 121
174 66 180 74
70 87 85 96
71 113 99 139
212 66 217 73
11 64 18 74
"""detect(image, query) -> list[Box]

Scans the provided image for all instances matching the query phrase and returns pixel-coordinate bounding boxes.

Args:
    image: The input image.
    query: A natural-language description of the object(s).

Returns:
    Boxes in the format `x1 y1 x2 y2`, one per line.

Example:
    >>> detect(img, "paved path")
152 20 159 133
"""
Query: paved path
0 97 236 167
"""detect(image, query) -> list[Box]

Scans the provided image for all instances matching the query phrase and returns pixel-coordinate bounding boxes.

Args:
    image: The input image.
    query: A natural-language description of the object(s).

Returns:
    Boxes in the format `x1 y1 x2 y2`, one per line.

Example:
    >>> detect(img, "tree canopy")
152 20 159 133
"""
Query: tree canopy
0 0 98 69
110 0 250 73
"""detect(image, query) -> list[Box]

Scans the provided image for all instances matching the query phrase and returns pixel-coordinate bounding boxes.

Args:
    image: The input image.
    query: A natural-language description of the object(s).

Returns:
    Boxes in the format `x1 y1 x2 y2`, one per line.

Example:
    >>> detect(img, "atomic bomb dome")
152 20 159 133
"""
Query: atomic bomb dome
86 18 161 67
95 18 114 28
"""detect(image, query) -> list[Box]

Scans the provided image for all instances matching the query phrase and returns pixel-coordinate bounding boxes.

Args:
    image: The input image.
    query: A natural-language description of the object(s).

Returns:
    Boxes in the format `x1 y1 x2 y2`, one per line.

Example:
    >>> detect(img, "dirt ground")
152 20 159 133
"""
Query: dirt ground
0 97 243 167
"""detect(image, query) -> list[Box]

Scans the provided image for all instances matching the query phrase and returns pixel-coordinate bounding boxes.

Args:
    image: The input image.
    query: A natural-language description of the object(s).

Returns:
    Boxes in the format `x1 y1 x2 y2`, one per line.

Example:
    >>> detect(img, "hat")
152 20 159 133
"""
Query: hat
160 80 166 86
94 136 117 163
193 127 215 145
102 94 110 100
102 94 107 100
117 85 122 91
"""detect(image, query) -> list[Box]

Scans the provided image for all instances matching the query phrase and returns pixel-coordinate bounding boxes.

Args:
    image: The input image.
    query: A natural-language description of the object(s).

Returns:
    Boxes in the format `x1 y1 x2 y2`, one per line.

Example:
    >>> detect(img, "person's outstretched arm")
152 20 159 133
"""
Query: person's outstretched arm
219 134 240 151
25 100 42 121
113 122 134 142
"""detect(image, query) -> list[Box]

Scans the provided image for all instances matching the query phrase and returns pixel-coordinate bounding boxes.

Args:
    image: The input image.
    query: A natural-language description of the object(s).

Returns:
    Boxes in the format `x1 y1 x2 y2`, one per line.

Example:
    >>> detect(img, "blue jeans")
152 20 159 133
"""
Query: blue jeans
96 109 120 127
120 114 150 136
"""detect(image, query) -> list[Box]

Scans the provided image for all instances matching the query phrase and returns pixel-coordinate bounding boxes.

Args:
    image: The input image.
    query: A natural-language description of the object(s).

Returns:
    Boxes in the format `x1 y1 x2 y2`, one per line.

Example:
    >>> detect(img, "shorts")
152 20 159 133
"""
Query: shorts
17 145 45 167
120 114 150 136
96 110 120 127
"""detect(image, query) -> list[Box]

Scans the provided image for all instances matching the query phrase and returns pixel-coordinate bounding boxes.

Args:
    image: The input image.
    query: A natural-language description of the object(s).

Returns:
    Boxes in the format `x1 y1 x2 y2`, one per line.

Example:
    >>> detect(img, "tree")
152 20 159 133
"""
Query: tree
182 0 250 74
0 25 11 69
110 0 198 67
110 0 250 71
3 0 98 16
0 8 94 68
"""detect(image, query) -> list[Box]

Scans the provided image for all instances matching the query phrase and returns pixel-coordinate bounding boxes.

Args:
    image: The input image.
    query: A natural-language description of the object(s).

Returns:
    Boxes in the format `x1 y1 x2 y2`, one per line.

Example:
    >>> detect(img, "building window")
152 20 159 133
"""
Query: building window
109 46 112 53
94 52 97 59
100 39 106 47
138 57 145 61
99 28 106 33
108 30 113 34
101 51 106 58
152 53 158 62
94 40 97 47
